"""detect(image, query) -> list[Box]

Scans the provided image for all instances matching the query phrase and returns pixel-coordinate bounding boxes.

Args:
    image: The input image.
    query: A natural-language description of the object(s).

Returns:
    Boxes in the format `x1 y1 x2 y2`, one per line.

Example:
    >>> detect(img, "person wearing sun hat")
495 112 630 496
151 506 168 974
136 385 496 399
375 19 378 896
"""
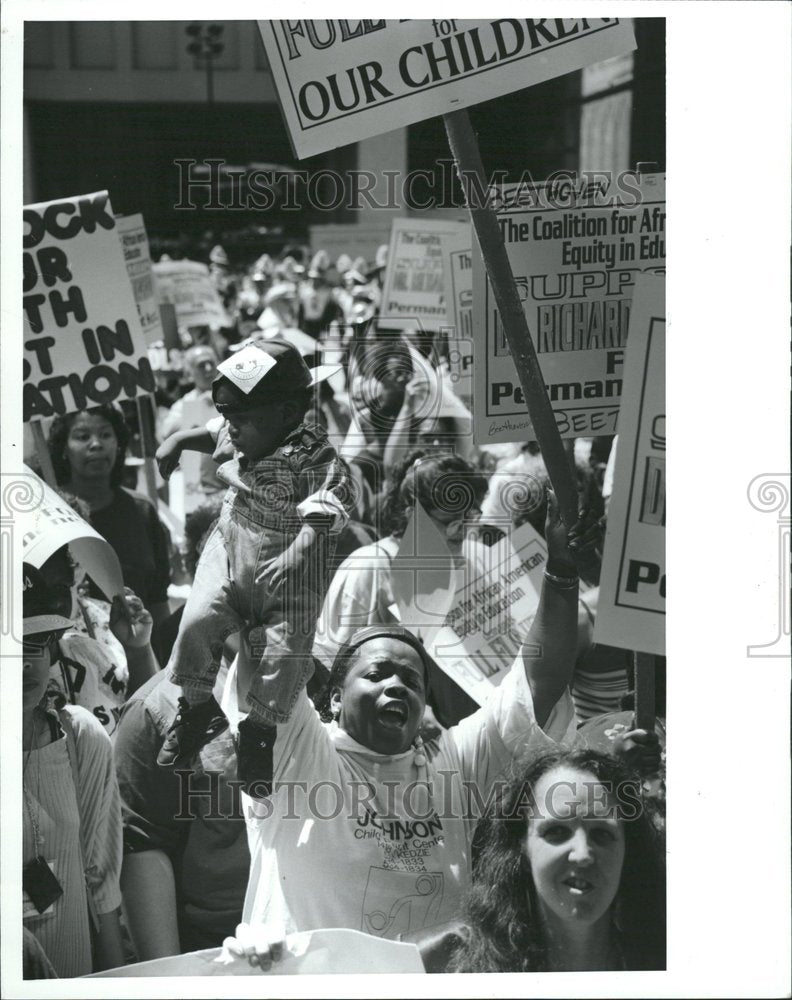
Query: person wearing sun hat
154 340 353 799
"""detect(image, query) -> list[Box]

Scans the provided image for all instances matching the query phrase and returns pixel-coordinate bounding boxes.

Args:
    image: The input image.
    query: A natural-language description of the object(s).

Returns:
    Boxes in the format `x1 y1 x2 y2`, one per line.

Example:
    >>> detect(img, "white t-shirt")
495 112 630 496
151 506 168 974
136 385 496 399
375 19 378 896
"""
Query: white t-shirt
240 656 575 940
313 535 490 670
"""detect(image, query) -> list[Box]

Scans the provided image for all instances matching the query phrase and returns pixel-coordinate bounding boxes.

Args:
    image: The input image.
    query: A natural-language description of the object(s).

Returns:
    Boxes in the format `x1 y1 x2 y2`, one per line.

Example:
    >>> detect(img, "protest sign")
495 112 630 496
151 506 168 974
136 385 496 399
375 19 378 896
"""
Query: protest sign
87 928 424 976
595 274 665 656
23 190 153 422
441 239 474 403
19 465 125 600
116 214 163 346
379 218 468 331
392 504 549 704
258 19 635 159
152 259 230 331
423 523 548 703
473 172 665 444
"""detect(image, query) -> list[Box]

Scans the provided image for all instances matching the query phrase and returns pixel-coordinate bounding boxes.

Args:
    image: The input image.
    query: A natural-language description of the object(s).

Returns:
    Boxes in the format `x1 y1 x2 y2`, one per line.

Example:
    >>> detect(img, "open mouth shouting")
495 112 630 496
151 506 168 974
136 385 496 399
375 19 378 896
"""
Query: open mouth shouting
378 699 409 727
562 874 596 896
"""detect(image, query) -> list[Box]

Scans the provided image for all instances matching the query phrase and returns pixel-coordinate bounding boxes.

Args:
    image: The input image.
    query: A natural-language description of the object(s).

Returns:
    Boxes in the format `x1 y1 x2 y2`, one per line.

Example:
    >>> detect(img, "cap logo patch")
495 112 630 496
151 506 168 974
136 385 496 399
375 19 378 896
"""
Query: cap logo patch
217 345 277 394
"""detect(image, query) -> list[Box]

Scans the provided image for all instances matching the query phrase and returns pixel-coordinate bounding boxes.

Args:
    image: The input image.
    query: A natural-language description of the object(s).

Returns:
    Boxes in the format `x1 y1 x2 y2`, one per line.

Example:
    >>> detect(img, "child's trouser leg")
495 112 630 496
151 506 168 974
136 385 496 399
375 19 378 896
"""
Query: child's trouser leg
168 523 244 701
242 528 333 725
244 602 319 725
234 599 319 798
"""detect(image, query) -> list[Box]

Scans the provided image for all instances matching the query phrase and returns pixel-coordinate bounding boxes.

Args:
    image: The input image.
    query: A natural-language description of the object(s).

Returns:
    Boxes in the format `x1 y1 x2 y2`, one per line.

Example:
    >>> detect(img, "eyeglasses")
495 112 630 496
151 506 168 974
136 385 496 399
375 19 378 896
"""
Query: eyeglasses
23 631 66 658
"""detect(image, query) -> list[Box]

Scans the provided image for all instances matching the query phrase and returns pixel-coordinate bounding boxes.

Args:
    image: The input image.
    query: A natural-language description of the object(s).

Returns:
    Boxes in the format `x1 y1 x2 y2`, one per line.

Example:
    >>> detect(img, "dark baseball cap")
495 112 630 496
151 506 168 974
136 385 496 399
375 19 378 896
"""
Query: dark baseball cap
212 340 339 414
23 563 74 636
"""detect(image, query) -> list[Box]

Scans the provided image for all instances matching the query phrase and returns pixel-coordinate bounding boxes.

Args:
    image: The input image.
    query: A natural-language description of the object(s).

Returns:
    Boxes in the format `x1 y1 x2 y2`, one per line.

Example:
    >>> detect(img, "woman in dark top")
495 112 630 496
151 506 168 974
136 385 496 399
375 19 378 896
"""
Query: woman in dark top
48 405 171 639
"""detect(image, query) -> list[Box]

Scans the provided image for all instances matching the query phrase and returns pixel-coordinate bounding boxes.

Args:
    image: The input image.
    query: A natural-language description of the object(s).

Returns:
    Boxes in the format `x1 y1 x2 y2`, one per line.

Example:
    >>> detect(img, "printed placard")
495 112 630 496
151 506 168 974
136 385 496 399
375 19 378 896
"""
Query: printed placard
441 240 474 403
595 274 665 655
116 214 163 346
23 190 152 422
380 218 468 331
473 173 665 443
259 19 635 159
153 259 230 331
392 504 549 704
20 465 125 600
423 523 548 703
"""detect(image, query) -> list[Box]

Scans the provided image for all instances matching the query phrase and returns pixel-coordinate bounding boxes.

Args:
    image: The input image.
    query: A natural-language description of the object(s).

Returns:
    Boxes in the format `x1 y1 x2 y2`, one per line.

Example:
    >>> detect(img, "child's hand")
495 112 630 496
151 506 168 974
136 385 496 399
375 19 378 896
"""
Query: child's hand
258 547 306 594
156 434 182 480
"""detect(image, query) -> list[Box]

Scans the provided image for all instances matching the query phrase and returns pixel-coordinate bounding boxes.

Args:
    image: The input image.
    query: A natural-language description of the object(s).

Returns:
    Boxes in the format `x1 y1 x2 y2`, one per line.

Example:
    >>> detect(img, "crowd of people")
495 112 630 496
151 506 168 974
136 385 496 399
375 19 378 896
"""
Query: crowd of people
21 239 666 978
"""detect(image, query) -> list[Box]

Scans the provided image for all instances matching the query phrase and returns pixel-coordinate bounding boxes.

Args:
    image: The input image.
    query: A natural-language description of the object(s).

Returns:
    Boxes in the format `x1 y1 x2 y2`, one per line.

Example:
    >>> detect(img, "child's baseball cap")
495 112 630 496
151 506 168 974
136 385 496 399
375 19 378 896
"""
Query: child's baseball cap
212 341 340 414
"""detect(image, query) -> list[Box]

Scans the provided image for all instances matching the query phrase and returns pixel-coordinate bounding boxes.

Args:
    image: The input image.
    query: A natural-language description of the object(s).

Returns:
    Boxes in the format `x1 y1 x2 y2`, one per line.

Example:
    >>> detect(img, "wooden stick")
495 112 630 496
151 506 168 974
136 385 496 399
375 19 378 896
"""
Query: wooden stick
30 419 58 488
633 650 656 731
443 109 579 527
564 438 577 479
135 394 159 508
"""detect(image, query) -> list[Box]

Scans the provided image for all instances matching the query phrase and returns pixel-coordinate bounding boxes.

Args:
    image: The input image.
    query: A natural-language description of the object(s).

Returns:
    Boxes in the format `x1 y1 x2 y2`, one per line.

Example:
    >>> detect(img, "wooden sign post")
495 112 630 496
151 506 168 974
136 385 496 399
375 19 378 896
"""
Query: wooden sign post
135 394 160 509
30 420 58 489
633 651 656 732
443 109 580 528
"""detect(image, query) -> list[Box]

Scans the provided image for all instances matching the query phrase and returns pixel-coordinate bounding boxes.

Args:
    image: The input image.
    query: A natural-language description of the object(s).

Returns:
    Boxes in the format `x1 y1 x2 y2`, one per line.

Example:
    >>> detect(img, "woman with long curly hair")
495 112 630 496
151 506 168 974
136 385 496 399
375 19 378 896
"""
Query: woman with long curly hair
451 746 666 972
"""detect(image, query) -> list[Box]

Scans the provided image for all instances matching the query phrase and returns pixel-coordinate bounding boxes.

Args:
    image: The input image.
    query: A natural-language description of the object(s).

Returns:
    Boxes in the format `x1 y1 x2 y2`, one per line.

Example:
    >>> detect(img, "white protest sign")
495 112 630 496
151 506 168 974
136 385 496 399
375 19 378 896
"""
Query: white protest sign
380 218 468 331
391 503 548 704
423 524 547 703
595 274 665 656
19 465 125 600
259 19 635 159
441 240 474 402
153 259 230 331
23 191 153 423
87 928 424 976
116 214 163 346
473 173 665 443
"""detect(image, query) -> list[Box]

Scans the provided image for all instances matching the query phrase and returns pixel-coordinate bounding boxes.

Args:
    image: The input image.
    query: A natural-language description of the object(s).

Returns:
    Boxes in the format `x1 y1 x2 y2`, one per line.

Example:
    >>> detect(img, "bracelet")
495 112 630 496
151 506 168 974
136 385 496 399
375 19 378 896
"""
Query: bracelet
544 569 579 589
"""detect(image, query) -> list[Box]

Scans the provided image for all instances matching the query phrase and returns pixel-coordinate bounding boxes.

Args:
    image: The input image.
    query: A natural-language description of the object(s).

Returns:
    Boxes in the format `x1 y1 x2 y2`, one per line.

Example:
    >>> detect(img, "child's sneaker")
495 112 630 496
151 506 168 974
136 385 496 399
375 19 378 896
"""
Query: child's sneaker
236 718 277 798
157 695 229 768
